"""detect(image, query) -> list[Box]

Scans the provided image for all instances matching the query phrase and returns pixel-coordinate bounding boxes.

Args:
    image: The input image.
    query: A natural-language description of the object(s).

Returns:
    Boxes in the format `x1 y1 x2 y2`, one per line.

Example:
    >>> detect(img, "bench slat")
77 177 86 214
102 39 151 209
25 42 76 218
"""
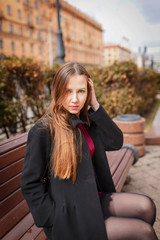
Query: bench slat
0 158 23 184
112 149 131 186
20 222 45 240
107 148 127 170
109 149 130 176
0 133 27 154
0 146 26 169
34 230 47 240
0 200 29 239
112 149 134 191
0 173 21 201
1 213 34 240
116 158 134 192
0 188 24 218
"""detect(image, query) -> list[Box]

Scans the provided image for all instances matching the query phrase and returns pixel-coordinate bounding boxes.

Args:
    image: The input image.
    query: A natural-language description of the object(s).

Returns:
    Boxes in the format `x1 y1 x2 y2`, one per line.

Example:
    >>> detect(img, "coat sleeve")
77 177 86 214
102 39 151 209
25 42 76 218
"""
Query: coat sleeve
88 105 123 151
20 121 55 228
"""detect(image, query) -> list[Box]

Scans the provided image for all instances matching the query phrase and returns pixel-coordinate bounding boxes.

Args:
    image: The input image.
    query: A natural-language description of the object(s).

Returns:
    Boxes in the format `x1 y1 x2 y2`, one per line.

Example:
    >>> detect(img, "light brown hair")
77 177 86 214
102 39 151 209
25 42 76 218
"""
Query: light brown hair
45 62 91 182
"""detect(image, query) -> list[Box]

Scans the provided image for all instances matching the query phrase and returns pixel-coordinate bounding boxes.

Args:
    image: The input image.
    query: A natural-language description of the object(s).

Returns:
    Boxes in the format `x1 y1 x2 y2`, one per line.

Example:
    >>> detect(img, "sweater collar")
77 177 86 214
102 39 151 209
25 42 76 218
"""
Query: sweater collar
69 113 89 128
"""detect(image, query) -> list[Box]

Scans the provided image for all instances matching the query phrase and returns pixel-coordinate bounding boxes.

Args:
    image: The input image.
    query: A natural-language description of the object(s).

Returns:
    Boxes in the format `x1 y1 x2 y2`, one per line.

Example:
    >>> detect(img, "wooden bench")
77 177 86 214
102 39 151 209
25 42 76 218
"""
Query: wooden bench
145 107 160 145
0 133 137 240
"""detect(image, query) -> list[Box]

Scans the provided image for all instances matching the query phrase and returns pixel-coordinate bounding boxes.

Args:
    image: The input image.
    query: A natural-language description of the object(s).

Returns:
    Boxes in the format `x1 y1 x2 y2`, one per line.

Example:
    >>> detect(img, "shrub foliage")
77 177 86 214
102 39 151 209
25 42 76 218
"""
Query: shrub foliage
87 61 159 118
0 57 159 138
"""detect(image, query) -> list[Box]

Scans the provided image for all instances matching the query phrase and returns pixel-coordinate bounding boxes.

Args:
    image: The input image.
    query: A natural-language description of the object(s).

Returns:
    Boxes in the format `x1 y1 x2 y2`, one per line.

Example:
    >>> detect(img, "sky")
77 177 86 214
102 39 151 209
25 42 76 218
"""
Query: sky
65 0 160 53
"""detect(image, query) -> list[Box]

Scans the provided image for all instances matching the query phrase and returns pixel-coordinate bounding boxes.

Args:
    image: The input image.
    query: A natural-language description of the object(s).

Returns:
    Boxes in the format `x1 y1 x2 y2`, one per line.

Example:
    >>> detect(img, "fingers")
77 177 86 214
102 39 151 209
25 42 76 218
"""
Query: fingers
88 78 93 83
88 78 99 110
88 78 94 88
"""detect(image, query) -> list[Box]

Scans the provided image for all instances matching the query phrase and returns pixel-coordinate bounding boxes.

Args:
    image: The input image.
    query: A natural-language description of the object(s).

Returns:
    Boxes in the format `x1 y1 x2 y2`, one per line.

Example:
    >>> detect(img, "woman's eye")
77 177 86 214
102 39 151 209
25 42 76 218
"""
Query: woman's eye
78 90 85 93
66 90 71 94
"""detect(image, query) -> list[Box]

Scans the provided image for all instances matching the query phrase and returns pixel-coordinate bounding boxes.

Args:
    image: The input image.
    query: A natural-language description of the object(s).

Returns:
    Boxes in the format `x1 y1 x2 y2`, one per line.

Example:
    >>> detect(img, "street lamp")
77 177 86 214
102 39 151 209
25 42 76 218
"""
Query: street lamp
55 0 65 63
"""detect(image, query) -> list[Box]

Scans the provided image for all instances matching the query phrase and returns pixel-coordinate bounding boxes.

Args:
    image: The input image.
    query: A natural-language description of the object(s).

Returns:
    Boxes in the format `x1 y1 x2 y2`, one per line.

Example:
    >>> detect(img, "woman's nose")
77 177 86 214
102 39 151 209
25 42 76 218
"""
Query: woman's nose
72 93 78 102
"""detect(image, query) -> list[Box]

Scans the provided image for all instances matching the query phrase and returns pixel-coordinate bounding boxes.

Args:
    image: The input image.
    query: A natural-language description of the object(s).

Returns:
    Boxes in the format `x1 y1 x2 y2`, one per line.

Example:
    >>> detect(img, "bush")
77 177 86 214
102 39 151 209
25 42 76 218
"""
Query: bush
1 57 159 138
87 61 159 117
0 57 25 137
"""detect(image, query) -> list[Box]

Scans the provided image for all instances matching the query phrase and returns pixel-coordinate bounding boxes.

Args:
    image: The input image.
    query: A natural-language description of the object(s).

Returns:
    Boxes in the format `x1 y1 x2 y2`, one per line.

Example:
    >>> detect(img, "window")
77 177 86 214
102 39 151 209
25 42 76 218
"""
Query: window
0 20 2 31
20 26 23 35
18 10 21 19
37 31 41 40
39 46 42 54
21 43 24 52
25 0 29 5
43 9 46 16
30 44 33 53
27 13 30 23
28 28 32 37
9 24 13 33
34 1 38 9
44 23 47 29
44 23 47 30
7 5 11 16
0 39 3 49
35 16 40 24
11 41 15 50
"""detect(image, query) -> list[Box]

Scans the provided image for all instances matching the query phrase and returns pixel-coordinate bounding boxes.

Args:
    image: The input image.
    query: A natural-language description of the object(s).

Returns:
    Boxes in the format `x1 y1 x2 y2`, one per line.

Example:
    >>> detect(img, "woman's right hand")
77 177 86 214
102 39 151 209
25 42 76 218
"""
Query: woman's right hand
88 78 99 111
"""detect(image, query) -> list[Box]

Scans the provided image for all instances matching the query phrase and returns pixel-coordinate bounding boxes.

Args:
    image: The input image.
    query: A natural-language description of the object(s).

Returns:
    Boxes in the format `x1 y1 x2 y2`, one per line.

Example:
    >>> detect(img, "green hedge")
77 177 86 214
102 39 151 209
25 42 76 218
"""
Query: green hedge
0 57 159 138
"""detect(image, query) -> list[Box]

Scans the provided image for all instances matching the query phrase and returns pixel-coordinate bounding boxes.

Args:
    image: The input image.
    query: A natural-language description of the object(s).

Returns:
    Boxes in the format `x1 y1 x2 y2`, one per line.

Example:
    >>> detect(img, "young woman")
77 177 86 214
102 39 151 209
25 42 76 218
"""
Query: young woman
21 62 158 240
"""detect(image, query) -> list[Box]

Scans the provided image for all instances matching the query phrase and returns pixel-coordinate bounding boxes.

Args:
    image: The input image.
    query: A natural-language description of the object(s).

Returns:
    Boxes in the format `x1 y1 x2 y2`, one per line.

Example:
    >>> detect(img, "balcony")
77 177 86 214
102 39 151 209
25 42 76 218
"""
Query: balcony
0 10 5 20
27 21 34 29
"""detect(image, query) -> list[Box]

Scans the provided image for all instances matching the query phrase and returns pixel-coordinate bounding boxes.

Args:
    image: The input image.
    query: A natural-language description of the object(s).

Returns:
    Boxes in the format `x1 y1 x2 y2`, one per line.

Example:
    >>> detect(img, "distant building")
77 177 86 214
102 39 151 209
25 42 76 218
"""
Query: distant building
0 0 55 63
120 36 130 50
103 43 131 66
131 51 143 68
0 0 103 66
146 46 160 73
60 1 103 65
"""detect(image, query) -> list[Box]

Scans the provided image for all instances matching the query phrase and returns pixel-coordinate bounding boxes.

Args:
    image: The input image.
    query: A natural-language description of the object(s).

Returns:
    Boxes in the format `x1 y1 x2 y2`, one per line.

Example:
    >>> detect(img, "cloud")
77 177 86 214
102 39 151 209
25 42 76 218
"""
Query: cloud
131 0 160 24
65 0 160 52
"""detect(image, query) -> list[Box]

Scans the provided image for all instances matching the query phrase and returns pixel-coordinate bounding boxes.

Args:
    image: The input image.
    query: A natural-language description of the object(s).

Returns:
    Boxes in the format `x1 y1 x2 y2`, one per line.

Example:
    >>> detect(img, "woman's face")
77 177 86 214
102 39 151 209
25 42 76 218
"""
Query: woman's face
62 74 88 117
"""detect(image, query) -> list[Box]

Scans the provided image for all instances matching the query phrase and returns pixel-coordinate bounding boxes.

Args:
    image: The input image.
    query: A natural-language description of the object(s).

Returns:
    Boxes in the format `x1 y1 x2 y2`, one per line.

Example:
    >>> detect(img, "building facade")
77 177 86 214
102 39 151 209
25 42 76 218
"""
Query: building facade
0 0 103 66
145 46 160 73
103 43 131 66
131 51 143 69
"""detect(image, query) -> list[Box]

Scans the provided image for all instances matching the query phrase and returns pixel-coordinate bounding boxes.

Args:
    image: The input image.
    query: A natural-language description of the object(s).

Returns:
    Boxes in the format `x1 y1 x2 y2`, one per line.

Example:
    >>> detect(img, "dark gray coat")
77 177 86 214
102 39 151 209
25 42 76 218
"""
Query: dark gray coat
21 105 123 240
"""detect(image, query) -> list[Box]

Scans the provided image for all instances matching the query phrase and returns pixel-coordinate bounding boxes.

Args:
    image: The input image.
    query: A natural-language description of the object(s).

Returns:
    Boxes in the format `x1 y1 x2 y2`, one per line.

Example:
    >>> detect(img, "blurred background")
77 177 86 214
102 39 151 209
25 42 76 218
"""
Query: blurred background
0 0 160 139
1 2 160 237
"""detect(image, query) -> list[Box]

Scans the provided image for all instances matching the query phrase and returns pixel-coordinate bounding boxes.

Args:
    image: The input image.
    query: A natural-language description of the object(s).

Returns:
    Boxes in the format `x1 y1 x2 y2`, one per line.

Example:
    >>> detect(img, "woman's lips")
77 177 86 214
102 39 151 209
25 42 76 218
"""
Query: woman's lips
70 106 79 109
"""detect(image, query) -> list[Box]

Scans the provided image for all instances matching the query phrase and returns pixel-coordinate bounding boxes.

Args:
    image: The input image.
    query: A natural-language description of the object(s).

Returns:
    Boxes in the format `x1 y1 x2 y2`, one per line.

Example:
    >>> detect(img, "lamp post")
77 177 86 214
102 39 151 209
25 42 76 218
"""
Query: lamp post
55 0 65 63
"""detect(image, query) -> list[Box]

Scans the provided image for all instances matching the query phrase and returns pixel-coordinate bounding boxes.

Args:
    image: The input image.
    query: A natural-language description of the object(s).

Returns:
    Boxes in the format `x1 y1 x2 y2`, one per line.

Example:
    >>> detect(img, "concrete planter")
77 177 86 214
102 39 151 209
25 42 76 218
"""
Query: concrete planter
114 114 146 157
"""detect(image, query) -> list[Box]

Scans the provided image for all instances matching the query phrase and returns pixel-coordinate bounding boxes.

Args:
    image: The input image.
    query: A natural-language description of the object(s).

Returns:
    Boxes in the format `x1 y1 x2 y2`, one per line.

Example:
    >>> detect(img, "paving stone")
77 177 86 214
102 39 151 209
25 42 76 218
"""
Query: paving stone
122 145 160 238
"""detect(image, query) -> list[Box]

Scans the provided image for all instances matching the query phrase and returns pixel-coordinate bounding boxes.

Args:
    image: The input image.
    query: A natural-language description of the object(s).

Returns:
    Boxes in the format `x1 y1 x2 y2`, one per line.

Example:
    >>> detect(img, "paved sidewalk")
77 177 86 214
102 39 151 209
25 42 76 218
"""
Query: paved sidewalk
122 145 160 238
145 107 160 145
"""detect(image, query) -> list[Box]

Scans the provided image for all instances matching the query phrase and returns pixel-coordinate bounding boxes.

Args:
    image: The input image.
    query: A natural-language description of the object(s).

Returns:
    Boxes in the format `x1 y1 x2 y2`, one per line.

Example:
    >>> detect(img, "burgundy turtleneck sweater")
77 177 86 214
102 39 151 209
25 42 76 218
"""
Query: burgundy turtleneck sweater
77 124 102 197
77 124 95 158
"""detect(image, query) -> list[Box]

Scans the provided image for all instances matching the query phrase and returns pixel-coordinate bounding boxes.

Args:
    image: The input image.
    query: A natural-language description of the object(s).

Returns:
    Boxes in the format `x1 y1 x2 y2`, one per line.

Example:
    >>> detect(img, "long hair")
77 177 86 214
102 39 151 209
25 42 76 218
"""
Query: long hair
45 62 91 182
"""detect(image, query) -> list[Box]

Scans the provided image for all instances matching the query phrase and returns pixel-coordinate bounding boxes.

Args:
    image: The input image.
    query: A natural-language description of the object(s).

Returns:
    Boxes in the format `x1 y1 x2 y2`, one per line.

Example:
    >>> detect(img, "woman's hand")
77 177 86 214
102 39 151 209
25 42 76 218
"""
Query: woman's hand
88 78 100 111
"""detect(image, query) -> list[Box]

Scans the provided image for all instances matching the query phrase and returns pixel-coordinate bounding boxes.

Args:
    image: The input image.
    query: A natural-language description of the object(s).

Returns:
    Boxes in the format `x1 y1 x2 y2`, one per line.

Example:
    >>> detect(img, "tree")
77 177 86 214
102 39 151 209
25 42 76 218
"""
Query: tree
0 57 23 138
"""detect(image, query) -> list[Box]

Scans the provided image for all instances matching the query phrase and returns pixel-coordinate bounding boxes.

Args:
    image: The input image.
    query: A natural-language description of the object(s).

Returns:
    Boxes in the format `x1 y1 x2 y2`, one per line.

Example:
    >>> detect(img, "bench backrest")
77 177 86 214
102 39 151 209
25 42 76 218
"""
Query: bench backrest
0 133 47 239
0 133 134 239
